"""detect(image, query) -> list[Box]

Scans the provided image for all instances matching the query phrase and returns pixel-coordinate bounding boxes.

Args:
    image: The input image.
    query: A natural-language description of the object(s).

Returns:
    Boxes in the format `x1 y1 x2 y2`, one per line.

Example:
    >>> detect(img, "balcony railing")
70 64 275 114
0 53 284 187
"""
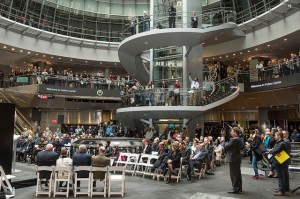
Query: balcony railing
121 74 238 107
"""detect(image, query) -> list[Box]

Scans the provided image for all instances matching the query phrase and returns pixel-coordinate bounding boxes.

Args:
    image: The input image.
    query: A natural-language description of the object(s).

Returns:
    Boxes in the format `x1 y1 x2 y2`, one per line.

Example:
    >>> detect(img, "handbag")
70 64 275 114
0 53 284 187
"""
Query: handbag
254 143 267 156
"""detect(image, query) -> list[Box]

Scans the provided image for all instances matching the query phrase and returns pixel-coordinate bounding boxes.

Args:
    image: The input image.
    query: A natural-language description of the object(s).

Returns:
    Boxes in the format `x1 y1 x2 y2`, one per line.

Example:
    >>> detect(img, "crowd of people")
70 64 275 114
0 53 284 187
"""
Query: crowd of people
15 120 300 195
4 67 135 90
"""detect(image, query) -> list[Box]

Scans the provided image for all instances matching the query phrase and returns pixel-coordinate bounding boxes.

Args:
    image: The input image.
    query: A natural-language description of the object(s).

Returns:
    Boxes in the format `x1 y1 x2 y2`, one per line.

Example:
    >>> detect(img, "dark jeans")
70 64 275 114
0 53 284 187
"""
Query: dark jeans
169 17 175 28
275 164 286 193
284 162 290 191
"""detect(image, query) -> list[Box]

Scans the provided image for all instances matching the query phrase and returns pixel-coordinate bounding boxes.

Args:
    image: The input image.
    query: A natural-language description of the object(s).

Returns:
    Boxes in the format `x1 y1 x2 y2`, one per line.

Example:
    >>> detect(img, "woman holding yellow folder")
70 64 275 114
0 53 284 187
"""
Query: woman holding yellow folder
269 131 288 196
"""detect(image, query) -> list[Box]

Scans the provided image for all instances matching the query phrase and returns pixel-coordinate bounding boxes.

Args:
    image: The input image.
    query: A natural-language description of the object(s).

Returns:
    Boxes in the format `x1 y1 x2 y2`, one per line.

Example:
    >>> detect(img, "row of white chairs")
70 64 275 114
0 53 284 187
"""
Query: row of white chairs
115 152 186 183
36 165 125 197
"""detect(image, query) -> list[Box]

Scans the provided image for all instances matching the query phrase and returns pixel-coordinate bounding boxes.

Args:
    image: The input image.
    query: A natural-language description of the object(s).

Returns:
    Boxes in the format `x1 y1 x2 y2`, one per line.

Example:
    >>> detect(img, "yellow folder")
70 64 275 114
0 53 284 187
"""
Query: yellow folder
274 150 290 164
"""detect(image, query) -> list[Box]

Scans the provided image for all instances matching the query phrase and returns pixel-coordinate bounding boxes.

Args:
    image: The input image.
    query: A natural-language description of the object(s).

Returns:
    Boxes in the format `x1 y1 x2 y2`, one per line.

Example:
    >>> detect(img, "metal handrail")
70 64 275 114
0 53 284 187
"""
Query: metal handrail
0 91 33 132
121 73 238 107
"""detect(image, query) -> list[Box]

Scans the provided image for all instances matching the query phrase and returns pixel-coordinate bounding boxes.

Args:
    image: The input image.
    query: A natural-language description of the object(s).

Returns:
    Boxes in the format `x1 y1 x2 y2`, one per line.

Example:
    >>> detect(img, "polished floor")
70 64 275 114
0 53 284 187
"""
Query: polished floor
12 160 300 199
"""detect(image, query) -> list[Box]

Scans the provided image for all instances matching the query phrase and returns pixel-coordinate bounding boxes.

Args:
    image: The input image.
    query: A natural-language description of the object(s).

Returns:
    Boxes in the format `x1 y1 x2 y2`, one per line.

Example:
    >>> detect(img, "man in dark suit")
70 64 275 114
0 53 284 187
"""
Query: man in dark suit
180 141 191 166
91 146 110 187
73 144 92 187
187 143 208 181
191 11 199 28
225 127 243 194
36 144 59 185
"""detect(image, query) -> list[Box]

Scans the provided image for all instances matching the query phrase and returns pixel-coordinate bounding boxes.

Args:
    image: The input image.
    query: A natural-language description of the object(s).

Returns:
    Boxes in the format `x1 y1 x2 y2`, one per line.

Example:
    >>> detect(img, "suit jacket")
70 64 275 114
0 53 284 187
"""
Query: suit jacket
191 16 198 26
224 137 242 164
284 138 291 164
91 154 110 179
193 149 208 162
36 150 59 179
142 145 152 154
37 150 59 166
73 152 92 178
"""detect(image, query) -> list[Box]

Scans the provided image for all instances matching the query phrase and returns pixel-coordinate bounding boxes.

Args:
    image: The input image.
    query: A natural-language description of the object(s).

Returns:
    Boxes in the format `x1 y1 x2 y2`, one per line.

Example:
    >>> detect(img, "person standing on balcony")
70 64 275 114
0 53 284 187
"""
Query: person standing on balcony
142 11 150 32
168 2 176 28
129 16 136 35
188 72 200 106
174 80 181 106
191 11 199 28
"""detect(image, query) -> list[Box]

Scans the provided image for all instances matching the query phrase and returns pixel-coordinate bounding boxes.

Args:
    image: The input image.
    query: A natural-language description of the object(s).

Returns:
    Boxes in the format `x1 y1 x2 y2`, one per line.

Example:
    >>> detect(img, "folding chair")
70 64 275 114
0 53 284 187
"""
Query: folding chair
36 166 54 197
125 153 140 176
53 166 72 197
0 166 15 197
135 154 151 176
165 157 183 183
143 155 159 178
90 166 108 197
194 162 206 179
107 166 125 197
73 166 91 197
115 152 129 166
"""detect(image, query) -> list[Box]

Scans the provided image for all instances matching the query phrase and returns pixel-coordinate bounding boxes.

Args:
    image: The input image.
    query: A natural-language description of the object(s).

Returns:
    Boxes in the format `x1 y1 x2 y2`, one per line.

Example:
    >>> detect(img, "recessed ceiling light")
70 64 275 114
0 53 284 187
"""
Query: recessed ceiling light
3 46 6 49
12 48 15 51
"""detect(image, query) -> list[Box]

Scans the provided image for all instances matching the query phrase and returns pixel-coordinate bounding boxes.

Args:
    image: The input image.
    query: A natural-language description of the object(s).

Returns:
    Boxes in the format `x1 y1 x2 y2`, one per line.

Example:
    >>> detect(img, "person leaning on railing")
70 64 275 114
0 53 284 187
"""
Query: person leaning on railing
168 2 176 28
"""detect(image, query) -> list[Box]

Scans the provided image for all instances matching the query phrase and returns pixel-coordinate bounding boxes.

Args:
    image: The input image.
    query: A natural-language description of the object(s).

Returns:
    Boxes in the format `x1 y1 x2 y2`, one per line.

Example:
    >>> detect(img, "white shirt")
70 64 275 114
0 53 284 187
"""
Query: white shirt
256 63 263 69
189 75 199 89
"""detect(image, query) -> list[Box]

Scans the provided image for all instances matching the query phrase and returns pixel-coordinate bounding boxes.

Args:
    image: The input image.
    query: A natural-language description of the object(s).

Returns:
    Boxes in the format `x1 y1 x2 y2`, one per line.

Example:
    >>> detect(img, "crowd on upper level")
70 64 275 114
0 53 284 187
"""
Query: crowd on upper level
4 67 135 90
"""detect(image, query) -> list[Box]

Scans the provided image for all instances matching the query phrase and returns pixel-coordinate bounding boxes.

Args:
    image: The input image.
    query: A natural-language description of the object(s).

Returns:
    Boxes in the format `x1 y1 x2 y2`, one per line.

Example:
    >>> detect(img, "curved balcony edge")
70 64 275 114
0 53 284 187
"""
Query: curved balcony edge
118 23 239 83
116 86 240 121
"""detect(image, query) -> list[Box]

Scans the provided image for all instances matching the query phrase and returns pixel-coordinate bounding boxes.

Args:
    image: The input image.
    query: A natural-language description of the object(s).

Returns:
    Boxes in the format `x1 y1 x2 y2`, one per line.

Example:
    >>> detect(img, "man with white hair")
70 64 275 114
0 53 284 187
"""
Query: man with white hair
73 144 91 188
142 11 150 31
36 144 59 186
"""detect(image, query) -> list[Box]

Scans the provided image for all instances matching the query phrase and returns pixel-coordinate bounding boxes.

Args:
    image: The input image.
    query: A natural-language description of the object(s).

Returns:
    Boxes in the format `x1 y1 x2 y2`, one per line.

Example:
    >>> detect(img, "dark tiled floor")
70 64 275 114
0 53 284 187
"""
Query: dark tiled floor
12 160 300 199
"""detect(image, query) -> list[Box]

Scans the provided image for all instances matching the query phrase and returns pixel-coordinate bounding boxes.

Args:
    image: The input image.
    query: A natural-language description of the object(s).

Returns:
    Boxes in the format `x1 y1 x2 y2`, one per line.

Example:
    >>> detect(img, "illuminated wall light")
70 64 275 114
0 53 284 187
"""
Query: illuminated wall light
28 52 31 54
51 56 53 58
284 38 287 41
43 55 46 57
233 54 236 56
240 52 243 54
267 44 270 47
247 50 250 53
58 57 61 59
85 61 88 63
212 58 215 60
3 46 6 49
36 53 38 56
20 50 23 52
219 57 222 59
226 55 228 58
12 48 15 51
255 48 258 51
70 59 73 61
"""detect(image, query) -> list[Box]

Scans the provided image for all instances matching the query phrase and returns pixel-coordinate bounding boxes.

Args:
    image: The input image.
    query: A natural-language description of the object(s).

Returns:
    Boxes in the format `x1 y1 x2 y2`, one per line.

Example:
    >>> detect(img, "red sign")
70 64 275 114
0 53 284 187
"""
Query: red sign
52 120 57 124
